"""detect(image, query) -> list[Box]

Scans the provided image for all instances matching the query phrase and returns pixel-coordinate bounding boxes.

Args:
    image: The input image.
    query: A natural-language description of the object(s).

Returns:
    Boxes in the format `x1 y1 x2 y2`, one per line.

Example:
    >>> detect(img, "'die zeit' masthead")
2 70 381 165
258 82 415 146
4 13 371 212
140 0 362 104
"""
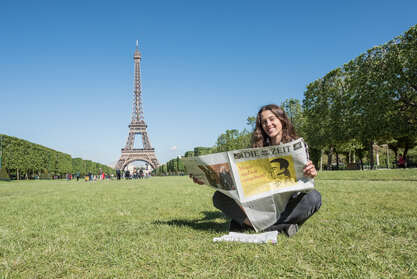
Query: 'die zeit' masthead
233 141 303 160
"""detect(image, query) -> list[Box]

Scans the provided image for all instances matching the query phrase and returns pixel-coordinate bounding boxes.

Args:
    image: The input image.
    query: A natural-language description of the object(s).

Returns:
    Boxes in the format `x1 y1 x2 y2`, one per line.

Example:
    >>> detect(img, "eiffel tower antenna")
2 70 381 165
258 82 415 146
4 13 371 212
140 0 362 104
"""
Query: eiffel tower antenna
115 42 159 170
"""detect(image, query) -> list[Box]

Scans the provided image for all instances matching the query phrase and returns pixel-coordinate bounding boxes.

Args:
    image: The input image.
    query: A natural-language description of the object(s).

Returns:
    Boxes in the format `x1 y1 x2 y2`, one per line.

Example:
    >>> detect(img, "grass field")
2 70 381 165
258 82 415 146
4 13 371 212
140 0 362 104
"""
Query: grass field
1 170 416 278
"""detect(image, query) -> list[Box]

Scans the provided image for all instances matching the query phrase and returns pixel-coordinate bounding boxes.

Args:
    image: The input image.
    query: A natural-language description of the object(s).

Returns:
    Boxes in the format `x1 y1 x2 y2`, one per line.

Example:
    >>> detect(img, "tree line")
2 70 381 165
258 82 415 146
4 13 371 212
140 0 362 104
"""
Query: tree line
302 24 416 169
0 134 115 180
153 24 416 175
153 156 185 176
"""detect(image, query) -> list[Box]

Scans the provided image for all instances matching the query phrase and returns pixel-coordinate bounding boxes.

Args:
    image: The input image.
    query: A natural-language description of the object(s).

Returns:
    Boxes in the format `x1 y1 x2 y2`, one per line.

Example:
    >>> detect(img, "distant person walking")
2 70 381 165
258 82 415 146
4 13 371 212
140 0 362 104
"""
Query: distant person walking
397 154 406 168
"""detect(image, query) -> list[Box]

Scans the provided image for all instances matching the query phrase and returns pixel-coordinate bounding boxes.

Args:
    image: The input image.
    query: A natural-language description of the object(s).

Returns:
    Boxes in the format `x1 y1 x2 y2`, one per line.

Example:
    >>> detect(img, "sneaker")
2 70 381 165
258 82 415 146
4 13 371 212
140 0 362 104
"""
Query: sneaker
285 224 298 237
264 223 298 237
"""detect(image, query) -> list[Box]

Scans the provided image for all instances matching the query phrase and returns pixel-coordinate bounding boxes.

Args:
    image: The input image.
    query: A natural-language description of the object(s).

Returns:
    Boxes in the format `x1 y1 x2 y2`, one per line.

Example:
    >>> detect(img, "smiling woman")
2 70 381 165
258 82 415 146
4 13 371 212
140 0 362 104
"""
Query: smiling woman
211 104 322 237
253 104 298 147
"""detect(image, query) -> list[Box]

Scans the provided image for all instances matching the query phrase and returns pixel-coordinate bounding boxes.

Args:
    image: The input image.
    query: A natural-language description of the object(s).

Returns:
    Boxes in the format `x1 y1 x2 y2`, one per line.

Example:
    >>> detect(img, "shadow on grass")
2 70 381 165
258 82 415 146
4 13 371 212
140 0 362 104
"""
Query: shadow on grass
152 211 228 233
199 211 224 221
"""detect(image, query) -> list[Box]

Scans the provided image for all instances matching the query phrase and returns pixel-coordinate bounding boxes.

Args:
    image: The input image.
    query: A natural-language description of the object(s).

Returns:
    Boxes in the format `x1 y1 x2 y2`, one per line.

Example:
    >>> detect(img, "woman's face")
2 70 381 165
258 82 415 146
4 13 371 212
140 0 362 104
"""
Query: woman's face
261 110 282 143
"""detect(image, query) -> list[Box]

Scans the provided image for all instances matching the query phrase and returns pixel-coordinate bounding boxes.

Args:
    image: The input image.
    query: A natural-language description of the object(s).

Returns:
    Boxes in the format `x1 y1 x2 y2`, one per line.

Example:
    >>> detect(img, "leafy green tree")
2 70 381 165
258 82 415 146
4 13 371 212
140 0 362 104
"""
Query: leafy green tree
56 152 72 176
194 147 212 156
161 164 167 175
281 98 305 137
303 78 333 167
184 151 194 157
246 116 256 130
0 167 10 181
0 135 8 180
382 26 417 161
177 157 184 172
214 129 251 152
47 150 57 176
72 158 83 174
85 160 93 174
2 136 25 179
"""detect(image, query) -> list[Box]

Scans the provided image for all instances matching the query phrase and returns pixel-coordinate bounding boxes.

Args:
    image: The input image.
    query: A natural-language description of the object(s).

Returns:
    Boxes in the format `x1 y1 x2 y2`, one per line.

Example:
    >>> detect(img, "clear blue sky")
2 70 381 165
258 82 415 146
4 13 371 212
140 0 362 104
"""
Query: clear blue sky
1 0 416 166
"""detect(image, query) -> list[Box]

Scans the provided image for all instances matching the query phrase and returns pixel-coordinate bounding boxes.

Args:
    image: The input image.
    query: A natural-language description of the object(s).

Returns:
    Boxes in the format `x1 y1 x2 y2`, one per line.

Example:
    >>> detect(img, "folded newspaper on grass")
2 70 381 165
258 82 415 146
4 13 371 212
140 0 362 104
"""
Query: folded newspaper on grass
213 231 278 244
183 138 314 232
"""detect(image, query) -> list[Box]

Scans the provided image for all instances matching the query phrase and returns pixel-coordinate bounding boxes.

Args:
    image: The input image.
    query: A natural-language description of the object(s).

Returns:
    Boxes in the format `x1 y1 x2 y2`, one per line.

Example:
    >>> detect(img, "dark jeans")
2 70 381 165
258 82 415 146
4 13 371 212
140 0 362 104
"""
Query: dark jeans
212 189 322 228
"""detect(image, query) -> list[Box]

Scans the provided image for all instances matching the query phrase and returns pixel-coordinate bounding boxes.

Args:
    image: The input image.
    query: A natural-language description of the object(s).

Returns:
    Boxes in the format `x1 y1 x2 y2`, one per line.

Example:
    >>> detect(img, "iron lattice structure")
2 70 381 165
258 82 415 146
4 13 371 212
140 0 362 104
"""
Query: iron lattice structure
115 43 159 170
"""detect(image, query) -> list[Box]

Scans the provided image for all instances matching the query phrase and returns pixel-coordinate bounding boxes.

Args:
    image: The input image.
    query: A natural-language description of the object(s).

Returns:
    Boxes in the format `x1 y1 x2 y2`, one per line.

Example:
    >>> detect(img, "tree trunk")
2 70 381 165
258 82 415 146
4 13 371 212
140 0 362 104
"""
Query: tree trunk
320 150 323 171
327 147 333 170
356 149 365 170
369 142 374 170
335 150 339 170
404 144 409 168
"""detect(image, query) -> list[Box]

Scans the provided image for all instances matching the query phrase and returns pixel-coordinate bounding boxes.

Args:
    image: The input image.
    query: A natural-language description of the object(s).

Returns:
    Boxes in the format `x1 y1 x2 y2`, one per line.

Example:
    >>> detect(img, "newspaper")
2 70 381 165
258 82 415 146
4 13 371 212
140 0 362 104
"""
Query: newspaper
213 231 278 244
182 138 314 232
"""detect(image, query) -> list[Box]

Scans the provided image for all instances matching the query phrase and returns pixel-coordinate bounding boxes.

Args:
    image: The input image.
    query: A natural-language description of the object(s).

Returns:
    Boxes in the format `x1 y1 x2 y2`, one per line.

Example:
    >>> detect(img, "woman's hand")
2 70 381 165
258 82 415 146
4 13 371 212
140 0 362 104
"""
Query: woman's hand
189 174 204 185
303 160 317 178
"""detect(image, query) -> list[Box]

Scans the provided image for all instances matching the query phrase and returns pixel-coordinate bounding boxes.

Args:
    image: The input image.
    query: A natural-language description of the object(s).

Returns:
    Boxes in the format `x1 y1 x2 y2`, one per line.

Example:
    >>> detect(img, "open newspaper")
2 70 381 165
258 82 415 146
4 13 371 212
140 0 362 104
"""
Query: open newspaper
182 138 314 232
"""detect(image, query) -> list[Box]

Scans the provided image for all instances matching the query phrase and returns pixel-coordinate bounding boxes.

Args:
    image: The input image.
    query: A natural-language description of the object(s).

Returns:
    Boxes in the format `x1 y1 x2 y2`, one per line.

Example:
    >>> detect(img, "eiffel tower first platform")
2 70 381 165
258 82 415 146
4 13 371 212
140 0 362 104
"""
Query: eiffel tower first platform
115 42 159 170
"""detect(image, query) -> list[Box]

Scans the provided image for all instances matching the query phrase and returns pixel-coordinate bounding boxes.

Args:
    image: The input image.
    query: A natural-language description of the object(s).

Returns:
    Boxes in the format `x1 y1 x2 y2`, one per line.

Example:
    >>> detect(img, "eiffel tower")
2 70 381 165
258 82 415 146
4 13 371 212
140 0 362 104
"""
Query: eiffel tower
115 41 159 170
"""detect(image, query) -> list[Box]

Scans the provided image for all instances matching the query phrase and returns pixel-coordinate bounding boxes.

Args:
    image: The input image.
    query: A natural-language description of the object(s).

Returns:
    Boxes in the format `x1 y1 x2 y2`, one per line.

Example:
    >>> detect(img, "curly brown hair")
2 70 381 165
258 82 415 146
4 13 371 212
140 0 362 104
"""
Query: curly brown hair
252 104 298 147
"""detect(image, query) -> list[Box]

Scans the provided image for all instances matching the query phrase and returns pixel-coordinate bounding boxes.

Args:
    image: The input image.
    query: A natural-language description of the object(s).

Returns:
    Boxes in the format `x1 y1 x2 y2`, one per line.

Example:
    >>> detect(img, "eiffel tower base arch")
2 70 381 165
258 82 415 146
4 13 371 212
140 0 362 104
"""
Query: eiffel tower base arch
115 149 159 170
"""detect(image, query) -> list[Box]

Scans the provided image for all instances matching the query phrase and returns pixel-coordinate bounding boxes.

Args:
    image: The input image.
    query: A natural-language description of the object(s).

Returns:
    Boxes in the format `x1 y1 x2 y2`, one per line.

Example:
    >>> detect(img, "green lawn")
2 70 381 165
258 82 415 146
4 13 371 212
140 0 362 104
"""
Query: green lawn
317 169 417 181
0 171 416 278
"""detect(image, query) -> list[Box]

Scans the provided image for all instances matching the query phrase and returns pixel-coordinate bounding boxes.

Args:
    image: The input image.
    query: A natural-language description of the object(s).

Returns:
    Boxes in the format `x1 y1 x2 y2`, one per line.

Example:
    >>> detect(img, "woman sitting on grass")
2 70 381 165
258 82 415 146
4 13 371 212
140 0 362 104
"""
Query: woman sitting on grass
211 104 322 237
